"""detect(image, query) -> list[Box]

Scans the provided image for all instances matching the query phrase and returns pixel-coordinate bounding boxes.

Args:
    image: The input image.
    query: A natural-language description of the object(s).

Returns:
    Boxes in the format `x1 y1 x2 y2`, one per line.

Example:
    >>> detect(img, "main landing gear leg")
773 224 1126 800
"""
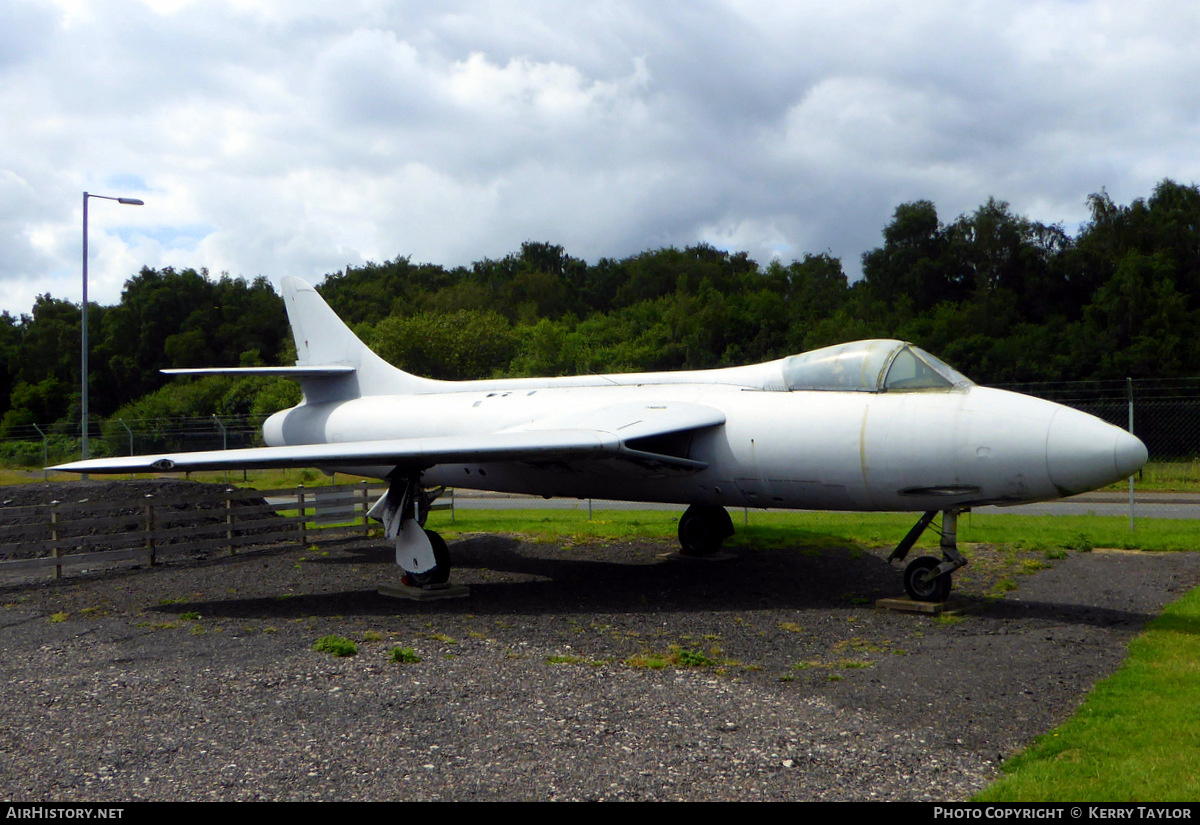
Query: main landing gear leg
677 504 734 556
888 509 968 603
367 473 450 587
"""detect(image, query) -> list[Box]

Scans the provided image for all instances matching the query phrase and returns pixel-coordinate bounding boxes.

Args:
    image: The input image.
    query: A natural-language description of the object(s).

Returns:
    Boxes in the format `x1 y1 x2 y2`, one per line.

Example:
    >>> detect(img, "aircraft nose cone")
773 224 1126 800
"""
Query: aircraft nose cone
1046 407 1148 496
1115 428 1149 479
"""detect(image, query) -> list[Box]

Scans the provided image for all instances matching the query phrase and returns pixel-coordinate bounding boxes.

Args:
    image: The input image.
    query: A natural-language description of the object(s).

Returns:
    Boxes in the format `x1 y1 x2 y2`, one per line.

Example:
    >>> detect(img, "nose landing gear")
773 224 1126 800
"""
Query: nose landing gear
889 509 967 603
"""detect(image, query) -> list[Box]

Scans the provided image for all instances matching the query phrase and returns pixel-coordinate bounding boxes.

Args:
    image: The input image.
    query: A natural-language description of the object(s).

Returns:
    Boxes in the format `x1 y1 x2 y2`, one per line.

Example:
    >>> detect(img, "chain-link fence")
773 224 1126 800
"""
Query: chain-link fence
3 377 1199 468
995 378 1200 461
0 415 268 467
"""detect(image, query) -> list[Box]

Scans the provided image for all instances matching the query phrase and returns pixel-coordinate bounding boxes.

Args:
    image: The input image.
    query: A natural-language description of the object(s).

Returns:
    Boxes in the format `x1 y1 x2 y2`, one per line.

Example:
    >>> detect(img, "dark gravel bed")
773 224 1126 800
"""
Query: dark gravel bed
1 494 1197 801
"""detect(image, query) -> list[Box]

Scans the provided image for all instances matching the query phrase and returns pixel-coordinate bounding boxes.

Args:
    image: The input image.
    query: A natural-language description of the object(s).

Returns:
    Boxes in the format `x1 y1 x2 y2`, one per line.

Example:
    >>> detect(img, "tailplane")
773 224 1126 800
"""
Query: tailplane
164 277 438 401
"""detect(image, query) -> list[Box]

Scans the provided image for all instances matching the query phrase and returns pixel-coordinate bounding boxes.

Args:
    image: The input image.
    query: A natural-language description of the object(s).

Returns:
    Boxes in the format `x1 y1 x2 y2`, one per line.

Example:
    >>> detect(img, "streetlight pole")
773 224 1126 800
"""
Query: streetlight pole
81 192 144 465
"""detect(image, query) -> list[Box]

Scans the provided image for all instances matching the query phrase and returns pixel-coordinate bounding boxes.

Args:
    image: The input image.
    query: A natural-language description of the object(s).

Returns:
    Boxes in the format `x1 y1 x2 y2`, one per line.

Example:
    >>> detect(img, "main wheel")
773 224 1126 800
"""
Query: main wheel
677 504 733 556
903 555 951 602
404 529 451 587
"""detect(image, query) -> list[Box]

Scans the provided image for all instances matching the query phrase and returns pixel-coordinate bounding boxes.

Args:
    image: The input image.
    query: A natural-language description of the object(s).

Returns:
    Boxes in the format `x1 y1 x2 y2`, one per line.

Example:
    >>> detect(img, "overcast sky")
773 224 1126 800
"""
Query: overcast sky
3 0 1198 316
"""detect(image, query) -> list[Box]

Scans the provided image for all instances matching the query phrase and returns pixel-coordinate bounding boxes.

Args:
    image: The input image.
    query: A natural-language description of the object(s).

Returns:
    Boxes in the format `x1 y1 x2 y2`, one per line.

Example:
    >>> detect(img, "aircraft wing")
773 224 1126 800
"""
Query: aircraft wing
50 402 725 475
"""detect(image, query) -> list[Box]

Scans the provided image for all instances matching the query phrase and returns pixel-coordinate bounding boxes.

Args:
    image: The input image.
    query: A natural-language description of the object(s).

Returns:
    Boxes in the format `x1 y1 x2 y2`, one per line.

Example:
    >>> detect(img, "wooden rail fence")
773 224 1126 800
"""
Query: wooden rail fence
0 482 392 580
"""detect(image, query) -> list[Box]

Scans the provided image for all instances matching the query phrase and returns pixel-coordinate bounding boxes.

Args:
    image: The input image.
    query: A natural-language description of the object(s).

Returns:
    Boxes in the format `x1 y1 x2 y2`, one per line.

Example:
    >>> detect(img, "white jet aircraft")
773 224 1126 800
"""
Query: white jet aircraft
54 277 1148 601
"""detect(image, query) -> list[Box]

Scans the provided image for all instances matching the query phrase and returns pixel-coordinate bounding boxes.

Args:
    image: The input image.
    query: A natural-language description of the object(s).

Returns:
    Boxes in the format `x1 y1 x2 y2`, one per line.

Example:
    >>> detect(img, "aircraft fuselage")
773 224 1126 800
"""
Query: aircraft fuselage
263 379 1144 513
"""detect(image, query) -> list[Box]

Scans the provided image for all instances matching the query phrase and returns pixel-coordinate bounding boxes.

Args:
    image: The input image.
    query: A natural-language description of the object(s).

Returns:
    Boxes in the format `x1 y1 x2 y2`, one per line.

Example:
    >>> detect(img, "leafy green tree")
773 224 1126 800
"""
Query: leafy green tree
1079 251 1196 378
509 318 589 377
0 311 18 416
94 268 288 412
946 198 1070 322
371 310 517 379
861 200 967 314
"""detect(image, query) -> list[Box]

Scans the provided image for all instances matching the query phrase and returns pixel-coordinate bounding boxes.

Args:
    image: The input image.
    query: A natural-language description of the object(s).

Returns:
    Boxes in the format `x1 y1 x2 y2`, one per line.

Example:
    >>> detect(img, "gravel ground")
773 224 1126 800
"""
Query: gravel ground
1 483 1198 801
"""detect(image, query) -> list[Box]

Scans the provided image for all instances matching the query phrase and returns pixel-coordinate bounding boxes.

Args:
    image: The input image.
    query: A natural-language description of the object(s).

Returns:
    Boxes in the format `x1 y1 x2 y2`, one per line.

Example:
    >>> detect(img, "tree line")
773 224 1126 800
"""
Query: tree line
1 179 1197 457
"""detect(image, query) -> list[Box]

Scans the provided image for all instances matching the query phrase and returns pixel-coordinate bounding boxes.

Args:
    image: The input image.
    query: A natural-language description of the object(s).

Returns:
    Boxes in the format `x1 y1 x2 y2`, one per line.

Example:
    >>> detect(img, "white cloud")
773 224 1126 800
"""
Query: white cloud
2 0 1199 314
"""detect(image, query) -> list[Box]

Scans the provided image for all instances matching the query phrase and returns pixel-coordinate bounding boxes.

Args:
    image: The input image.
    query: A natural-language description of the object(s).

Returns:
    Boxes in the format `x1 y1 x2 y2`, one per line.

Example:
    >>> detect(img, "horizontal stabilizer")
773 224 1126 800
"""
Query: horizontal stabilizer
162 366 356 378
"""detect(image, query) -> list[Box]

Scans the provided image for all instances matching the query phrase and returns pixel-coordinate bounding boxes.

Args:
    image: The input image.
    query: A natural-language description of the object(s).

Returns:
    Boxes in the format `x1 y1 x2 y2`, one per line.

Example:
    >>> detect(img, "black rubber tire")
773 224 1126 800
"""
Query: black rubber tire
903 555 952 602
404 529 451 587
677 504 733 556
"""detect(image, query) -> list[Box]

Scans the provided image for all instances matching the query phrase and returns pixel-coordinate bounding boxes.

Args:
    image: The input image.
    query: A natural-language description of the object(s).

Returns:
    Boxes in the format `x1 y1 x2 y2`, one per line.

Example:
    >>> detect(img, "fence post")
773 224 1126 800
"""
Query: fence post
33 424 48 481
213 415 229 483
1128 377 1136 532
297 485 306 547
361 481 369 537
226 488 235 555
50 505 61 579
119 419 136 480
144 500 156 566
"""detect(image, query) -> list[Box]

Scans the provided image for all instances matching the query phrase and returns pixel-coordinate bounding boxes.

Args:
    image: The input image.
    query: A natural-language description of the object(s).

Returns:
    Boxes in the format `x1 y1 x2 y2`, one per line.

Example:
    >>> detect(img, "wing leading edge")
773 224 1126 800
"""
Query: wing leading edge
50 402 725 476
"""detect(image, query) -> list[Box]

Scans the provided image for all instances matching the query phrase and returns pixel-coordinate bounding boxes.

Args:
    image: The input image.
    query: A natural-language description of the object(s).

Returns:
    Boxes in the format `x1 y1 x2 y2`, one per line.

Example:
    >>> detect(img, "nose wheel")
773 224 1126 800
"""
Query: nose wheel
903 555 952 602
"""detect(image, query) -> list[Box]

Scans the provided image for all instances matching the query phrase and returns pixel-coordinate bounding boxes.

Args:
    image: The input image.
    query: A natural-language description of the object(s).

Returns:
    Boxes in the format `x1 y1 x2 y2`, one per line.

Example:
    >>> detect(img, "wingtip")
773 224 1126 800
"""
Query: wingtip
280 276 315 294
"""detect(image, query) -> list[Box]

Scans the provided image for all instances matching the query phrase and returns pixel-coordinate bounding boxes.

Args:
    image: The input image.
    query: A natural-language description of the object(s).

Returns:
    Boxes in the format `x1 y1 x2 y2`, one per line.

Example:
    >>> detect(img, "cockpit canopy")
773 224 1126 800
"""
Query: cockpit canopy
780 340 972 393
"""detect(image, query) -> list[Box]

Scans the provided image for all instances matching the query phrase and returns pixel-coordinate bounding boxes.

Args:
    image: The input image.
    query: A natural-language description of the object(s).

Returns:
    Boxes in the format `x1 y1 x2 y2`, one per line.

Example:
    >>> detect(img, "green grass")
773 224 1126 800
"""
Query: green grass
975 585 1200 802
425 508 1199 553
1118 459 1200 492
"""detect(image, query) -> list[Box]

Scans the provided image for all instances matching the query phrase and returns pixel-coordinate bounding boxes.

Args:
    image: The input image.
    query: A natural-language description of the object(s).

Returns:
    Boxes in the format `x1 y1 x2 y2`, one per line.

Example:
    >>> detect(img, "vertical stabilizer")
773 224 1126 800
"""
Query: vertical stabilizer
281 277 439 399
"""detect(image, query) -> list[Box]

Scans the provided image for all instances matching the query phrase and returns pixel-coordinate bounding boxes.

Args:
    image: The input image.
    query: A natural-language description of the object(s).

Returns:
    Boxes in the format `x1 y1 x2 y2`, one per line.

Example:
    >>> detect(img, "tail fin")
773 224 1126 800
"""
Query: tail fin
281 277 439 400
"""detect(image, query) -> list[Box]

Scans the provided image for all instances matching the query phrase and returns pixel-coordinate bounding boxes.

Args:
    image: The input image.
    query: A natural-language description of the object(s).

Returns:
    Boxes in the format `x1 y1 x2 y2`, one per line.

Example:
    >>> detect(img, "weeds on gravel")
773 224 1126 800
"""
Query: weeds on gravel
547 654 603 666
313 635 357 657
988 578 1018 597
626 646 722 670
390 646 421 664
625 652 671 669
675 648 718 667
976 584 1200 801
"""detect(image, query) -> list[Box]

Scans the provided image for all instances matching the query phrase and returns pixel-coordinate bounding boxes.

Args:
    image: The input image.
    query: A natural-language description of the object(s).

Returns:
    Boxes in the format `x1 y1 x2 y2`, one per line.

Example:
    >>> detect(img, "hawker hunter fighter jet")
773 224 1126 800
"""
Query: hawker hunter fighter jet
55 277 1148 601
